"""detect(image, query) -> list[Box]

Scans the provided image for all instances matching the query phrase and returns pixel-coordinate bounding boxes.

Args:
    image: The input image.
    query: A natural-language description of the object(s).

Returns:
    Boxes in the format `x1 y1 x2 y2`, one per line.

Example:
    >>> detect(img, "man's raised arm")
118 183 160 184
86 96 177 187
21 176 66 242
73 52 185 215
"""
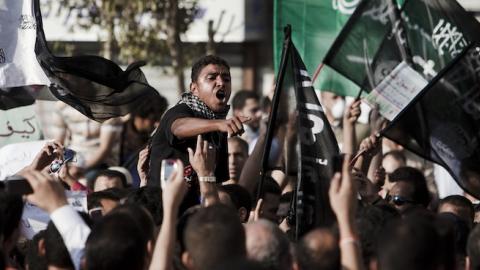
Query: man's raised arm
171 116 249 139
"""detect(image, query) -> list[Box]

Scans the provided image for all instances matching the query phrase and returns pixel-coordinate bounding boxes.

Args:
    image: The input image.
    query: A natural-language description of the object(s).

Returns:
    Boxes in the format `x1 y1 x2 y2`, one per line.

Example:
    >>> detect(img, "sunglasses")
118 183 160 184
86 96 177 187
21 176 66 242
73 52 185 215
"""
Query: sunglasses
385 194 415 206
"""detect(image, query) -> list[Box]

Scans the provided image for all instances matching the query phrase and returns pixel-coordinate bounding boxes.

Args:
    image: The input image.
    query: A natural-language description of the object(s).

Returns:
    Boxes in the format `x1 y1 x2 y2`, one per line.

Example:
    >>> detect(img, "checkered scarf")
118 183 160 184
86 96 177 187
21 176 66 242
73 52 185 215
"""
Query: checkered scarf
178 92 229 119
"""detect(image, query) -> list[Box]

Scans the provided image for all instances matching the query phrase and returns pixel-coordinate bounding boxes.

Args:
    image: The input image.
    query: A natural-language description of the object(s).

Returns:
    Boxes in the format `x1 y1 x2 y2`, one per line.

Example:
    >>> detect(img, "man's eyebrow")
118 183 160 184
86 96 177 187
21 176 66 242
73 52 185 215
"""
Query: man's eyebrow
206 72 231 77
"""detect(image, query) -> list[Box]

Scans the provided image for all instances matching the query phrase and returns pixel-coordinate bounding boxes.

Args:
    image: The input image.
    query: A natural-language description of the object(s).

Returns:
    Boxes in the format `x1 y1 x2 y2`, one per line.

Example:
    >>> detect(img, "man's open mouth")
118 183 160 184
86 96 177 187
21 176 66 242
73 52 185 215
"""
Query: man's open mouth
216 90 226 101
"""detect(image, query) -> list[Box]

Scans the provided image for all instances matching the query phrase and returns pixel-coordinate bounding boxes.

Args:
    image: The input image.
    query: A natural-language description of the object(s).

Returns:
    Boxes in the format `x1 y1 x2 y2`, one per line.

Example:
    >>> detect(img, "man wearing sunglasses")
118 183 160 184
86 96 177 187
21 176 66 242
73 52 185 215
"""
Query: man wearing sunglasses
386 167 431 212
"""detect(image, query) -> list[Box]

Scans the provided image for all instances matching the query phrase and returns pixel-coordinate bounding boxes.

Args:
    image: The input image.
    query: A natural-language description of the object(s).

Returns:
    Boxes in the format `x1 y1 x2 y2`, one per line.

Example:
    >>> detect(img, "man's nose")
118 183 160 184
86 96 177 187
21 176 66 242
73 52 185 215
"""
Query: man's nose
216 76 225 86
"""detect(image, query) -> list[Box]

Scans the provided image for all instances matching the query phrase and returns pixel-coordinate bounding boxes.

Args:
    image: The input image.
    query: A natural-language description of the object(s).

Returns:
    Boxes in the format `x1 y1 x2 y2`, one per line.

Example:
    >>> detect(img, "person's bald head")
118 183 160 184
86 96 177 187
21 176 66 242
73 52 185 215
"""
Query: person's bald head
296 229 340 270
245 220 292 270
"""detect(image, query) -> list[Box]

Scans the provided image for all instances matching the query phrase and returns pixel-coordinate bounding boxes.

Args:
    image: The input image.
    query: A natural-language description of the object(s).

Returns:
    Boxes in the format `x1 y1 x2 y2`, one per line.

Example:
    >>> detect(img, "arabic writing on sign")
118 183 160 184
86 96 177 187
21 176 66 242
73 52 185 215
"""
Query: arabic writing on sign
332 0 361 15
432 19 467 57
366 61 428 121
0 116 36 139
363 1 392 25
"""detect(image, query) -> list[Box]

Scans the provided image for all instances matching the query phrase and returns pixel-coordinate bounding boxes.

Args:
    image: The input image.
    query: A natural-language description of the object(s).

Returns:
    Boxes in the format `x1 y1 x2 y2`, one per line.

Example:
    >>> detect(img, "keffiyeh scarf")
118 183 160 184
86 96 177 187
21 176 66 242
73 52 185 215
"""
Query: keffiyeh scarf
178 92 229 119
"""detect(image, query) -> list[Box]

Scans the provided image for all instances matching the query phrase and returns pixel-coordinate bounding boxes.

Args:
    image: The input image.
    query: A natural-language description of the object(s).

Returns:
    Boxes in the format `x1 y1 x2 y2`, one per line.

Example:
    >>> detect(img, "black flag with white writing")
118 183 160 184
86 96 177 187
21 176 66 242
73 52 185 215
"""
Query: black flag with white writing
268 26 339 238
291 42 340 234
324 0 480 93
384 43 480 199
32 0 161 122
259 25 339 239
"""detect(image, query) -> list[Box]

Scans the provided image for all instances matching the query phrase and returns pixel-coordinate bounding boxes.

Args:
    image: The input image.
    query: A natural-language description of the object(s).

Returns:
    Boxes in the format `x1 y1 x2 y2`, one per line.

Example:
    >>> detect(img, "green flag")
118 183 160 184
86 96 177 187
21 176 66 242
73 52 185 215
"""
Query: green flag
273 0 361 96
273 0 408 97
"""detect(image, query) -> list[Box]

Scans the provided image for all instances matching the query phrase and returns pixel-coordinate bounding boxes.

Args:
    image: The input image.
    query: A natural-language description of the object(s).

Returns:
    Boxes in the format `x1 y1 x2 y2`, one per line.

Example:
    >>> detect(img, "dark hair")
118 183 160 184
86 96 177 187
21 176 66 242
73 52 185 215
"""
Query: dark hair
389 167 430 207
296 229 340 270
437 212 470 256
218 184 252 221
87 188 127 210
191 55 230 82
131 94 168 120
92 170 128 189
377 215 441 270
254 176 282 202
25 230 47 270
85 212 148 270
228 137 249 156
467 224 480 270
177 206 202 253
110 204 156 242
184 205 246 270
232 90 260 111
125 186 163 226
45 212 92 268
439 195 474 225
0 192 23 241
356 204 399 265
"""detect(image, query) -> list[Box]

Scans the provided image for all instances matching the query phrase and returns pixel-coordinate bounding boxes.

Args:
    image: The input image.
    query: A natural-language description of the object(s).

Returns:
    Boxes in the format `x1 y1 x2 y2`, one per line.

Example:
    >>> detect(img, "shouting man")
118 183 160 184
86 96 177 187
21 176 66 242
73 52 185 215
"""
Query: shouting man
149 55 249 197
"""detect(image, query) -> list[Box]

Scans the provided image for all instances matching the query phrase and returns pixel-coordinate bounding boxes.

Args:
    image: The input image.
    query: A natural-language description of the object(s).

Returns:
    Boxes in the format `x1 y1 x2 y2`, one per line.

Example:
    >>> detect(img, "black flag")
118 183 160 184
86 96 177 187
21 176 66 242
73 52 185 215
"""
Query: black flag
292 40 340 235
264 26 339 238
323 0 480 95
384 42 480 199
322 0 480 197
32 0 161 122
0 87 36 110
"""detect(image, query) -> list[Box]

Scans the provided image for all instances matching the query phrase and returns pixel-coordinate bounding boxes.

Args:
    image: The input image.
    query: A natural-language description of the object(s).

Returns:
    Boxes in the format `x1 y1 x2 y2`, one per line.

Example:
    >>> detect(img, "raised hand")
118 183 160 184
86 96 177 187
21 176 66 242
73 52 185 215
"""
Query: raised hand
30 141 64 171
162 160 187 214
187 135 216 177
188 135 219 206
329 154 357 225
21 170 68 214
344 99 362 125
216 116 250 137
137 145 150 187
329 154 366 270
358 134 382 157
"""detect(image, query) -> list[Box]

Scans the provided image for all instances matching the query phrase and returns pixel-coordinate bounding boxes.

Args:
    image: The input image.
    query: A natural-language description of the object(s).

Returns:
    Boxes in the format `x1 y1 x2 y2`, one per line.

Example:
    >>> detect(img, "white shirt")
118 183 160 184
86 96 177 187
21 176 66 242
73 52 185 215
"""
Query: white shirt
50 205 91 270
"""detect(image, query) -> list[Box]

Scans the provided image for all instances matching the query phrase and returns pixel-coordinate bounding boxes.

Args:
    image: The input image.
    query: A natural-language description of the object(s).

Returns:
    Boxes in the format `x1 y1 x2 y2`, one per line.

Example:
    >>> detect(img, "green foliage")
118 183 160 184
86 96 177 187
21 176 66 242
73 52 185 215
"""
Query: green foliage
56 0 198 64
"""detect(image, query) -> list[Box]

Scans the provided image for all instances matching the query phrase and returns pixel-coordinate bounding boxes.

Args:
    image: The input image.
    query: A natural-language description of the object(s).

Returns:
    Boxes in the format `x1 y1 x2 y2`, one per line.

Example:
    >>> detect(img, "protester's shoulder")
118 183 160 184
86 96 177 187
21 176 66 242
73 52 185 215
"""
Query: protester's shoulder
162 103 194 120
167 103 194 114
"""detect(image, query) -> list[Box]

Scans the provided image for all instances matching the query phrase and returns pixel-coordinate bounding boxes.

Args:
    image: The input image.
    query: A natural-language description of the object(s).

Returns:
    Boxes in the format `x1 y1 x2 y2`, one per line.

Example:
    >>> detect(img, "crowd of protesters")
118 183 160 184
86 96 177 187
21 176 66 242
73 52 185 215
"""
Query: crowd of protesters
1 54 480 270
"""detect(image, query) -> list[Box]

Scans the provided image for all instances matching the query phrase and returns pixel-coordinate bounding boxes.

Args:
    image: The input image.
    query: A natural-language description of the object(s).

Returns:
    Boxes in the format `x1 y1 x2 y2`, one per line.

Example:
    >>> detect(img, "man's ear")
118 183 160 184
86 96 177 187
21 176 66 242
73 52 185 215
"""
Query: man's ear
146 240 154 258
190 82 197 94
38 238 46 257
181 251 195 270
233 109 241 118
238 207 248 223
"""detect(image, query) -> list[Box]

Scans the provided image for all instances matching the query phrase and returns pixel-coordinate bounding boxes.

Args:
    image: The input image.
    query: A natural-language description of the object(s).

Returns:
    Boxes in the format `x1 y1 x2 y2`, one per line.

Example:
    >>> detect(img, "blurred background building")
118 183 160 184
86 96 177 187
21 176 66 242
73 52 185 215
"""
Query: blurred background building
33 0 480 140
39 0 275 105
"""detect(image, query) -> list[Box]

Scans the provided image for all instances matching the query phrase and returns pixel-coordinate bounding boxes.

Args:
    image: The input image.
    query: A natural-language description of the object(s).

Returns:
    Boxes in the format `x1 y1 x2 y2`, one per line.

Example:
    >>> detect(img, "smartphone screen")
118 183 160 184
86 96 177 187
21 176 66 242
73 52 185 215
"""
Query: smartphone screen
160 159 177 189
50 148 76 173
4 175 33 195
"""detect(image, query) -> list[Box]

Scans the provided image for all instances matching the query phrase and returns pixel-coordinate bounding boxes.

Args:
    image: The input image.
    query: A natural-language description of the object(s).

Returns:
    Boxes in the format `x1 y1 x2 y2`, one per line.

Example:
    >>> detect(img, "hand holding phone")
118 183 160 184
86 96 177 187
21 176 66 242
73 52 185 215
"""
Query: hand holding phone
50 149 76 173
160 159 178 189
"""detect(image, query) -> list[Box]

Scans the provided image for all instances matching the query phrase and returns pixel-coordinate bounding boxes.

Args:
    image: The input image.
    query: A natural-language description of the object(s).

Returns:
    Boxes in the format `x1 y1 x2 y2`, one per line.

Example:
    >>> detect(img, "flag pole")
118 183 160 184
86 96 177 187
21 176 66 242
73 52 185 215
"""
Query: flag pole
256 25 292 202
311 62 324 83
